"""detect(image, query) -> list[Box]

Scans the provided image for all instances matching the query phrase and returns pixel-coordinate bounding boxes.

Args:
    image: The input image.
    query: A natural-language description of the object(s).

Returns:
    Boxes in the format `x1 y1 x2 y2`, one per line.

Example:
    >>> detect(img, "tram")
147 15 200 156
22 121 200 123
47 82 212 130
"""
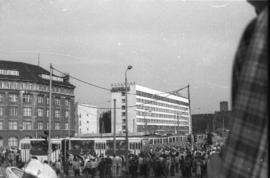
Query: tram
19 134 189 162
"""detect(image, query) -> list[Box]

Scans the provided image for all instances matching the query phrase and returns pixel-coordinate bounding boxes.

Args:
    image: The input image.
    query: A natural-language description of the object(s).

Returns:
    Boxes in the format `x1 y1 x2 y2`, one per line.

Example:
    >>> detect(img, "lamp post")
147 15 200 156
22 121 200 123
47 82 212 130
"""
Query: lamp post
125 65 132 173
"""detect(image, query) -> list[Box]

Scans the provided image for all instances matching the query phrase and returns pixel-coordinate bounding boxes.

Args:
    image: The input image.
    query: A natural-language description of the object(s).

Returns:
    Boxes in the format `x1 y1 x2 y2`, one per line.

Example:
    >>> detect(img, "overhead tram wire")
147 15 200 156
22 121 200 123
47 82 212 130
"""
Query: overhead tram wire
52 66 189 110
52 66 111 92
53 66 186 97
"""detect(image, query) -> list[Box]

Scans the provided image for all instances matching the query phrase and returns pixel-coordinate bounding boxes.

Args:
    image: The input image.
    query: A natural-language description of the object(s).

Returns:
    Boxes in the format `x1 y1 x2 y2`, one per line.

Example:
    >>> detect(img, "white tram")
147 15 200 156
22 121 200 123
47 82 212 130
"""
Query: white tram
19 134 189 162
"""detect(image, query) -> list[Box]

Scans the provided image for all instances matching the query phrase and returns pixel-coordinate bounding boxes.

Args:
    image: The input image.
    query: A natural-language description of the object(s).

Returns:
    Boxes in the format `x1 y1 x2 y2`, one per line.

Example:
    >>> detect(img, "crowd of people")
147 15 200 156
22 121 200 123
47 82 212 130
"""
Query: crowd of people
0 148 24 169
0 141 223 178
52 142 222 178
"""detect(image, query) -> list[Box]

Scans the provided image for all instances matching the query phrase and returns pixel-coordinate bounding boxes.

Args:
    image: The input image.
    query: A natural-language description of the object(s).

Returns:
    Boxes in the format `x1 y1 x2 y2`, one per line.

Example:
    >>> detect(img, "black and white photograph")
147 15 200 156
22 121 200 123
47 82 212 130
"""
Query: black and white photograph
0 0 268 178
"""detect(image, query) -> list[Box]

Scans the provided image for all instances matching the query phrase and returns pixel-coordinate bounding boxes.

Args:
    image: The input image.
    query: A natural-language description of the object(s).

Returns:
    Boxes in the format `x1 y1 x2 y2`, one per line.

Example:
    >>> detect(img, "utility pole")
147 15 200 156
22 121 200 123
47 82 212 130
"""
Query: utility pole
125 65 132 174
187 84 193 150
222 114 225 137
113 99 116 155
48 64 53 163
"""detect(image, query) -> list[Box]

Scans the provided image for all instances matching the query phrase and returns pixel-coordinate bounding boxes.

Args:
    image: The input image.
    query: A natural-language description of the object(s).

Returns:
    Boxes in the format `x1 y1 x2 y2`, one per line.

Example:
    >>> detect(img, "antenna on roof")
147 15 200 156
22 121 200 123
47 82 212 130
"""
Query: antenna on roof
37 53 40 66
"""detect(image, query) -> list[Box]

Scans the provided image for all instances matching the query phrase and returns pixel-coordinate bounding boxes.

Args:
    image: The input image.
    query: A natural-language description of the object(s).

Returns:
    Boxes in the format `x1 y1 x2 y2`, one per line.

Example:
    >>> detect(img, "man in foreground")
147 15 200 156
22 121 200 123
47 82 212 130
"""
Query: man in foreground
208 1 268 178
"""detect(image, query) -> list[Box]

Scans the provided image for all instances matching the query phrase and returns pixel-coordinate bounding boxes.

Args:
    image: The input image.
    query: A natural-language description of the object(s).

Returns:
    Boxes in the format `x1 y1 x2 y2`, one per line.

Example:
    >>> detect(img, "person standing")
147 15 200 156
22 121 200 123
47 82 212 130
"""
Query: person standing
112 155 117 177
98 157 106 178
72 158 81 177
55 159 62 177
207 1 268 178
116 155 122 177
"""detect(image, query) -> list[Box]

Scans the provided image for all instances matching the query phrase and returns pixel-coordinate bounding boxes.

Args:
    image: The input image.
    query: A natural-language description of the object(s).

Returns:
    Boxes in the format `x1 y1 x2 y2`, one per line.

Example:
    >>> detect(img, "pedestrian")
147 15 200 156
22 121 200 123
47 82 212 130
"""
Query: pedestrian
129 156 138 178
104 156 112 178
72 158 81 177
63 160 69 177
84 160 91 178
116 155 122 177
55 159 62 176
98 157 106 178
112 154 117 177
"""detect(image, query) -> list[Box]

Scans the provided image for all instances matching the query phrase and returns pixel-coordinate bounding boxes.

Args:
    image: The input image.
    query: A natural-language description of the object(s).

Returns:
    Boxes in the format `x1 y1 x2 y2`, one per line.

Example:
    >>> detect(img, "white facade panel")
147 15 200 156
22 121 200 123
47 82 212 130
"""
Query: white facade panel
78 104 98 135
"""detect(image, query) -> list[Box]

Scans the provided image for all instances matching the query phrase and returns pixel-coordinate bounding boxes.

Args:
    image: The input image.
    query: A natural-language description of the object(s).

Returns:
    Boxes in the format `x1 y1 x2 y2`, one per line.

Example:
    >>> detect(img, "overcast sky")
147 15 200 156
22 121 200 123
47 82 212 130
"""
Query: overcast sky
0 0 256 114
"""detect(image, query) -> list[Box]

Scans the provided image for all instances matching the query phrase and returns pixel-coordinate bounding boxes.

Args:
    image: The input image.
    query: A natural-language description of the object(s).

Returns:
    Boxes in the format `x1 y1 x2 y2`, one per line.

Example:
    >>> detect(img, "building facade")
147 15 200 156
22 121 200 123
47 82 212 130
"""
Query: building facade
192 101 231 134
0 61 75 148
111 83 191 135
77 104 98 135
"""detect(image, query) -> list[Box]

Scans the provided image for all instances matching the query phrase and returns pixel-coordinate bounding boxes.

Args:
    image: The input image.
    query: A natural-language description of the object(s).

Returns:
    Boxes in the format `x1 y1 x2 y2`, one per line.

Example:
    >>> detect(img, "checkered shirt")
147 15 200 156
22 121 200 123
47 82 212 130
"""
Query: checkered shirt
220 6 268 178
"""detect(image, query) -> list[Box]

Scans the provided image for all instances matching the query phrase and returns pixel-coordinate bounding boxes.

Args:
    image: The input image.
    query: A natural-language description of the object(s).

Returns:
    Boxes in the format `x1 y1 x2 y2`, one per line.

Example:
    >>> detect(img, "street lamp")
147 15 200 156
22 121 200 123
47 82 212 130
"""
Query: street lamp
125 65 132 171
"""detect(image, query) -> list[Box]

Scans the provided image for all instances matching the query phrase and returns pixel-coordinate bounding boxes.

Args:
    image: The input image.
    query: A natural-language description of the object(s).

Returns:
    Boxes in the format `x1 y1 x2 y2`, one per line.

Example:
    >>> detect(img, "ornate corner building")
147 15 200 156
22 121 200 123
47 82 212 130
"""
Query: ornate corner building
0 61 76 148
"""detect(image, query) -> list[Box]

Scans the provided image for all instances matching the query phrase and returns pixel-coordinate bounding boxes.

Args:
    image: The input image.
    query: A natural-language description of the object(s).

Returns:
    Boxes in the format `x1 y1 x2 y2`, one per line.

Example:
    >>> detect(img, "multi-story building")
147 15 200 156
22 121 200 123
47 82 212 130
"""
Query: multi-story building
111 83 191 135
0 61 75 148
77 104 98 135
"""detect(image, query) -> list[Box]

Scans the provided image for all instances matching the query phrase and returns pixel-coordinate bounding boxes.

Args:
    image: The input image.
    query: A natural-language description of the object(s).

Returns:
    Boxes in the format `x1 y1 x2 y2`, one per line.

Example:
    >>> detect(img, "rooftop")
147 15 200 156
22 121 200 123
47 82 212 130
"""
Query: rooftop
0 60 75 88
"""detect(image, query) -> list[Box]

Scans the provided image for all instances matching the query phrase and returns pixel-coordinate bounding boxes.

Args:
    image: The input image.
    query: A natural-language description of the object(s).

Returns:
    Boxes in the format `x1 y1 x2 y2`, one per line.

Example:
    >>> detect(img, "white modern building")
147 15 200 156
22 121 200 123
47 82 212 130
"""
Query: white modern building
77 104 98 135
110 83 191 135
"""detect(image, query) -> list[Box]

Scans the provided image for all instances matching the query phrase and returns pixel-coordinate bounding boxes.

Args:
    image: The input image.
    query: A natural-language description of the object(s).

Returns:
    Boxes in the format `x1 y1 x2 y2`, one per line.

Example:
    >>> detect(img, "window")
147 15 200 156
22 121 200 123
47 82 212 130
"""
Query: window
0 121 3 130
8 121 17 130
23 94 32 103
38 122 43 130
122 112 126 116
0 93 4 102
55 123 60 130
23 108 32 117
122 99 125 103
55 110 60 118
122 106 126 110
65 123 69 130
46 97 50 105
65 99 70 107
65 110 69 118
37 96 44 104
37 108 43 117
8 137 18 147
0 107 3 116
46 109 49 117
55 98 60 105
22 122 32 130
8 94 18 102
9 107 18 116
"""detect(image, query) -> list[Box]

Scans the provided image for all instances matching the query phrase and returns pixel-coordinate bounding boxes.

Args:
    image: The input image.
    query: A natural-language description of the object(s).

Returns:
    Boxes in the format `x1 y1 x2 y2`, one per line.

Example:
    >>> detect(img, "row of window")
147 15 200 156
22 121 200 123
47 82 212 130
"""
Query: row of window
0 81 73 95
136 98 189 111
136 118 189 125
0 93 71 107
0 121 69 130
0 107 70 118
136 111 189 120
136 90 189 106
